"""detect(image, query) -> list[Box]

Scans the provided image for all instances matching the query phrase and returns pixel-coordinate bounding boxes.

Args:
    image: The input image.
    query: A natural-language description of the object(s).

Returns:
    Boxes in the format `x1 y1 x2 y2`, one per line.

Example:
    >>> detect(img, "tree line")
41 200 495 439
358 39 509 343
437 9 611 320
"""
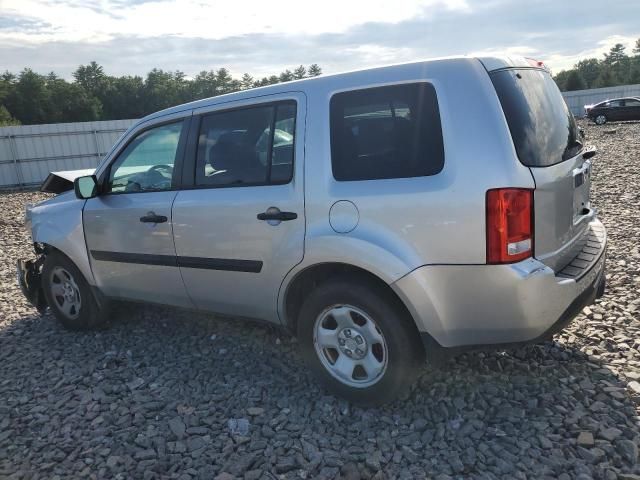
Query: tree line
3 38 640 127
554 39 640 92
0 63 322 126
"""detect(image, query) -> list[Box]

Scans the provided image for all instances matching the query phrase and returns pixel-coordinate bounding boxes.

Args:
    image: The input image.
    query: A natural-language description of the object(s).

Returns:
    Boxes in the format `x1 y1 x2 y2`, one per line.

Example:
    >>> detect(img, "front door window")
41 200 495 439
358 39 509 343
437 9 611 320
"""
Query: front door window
107 122 183 193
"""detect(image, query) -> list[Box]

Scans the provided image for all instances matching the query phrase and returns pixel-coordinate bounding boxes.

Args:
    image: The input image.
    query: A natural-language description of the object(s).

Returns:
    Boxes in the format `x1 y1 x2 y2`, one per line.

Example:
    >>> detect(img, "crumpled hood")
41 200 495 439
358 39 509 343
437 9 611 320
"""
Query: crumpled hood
40 168 95 194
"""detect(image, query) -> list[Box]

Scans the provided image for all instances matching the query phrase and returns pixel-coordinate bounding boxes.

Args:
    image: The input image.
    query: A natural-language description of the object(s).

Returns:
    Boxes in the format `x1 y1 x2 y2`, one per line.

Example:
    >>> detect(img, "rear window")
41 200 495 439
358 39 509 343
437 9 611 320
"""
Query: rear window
491 69 582 167
330 83 444 181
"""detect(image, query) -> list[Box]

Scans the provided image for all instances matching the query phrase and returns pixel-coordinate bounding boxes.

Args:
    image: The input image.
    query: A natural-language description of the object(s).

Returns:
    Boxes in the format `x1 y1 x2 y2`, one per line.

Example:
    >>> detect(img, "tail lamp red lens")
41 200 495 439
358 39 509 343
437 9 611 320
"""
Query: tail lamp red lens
486 188 534 264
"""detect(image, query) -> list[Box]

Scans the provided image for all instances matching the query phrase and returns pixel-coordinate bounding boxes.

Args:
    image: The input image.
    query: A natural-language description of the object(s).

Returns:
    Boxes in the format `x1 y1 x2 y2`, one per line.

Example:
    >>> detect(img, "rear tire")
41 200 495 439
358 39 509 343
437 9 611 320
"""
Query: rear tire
297 276 424 406
595 114 607 125
42 251 109 330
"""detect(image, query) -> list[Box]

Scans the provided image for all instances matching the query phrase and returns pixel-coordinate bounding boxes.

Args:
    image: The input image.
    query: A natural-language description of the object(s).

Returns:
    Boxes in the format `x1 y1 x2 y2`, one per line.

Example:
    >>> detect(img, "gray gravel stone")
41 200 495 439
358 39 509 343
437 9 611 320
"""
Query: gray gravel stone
168 417 186 438
578 432 595 447
599 427 623 441
1 120 640 478
134 449 156 460
617 439 639 465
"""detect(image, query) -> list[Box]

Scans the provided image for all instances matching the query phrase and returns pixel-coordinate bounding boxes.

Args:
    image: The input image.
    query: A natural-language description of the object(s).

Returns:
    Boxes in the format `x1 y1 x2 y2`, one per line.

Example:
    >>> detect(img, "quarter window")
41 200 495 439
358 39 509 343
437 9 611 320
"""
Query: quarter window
196 101 296 187
107 121 183 193
330 83 444 181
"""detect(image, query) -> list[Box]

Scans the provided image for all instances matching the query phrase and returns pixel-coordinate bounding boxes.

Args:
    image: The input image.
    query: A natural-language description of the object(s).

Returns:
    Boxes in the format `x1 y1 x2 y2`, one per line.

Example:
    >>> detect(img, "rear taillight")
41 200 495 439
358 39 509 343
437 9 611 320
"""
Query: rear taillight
486 188 534 264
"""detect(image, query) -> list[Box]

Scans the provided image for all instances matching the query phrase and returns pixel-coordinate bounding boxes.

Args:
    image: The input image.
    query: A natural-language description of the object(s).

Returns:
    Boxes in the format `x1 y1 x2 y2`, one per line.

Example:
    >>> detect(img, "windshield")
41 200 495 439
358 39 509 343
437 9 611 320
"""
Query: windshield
490 68 582 167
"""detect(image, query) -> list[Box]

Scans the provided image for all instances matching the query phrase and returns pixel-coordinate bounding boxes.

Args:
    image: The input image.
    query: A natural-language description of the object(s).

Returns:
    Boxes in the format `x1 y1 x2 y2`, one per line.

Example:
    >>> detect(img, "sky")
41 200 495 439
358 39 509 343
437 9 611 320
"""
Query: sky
1 0 639 79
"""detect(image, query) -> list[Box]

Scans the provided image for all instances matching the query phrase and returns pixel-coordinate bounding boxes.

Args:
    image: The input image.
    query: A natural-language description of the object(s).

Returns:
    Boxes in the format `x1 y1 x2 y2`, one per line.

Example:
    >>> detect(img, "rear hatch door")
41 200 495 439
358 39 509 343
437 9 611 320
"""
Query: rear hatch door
489 67 593 271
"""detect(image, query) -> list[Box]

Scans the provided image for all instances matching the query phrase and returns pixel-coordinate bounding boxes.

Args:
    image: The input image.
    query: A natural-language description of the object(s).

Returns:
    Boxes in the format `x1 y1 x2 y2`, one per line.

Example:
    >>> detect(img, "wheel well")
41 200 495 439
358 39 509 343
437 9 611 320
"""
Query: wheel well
284 263 419 337
36 242 67 257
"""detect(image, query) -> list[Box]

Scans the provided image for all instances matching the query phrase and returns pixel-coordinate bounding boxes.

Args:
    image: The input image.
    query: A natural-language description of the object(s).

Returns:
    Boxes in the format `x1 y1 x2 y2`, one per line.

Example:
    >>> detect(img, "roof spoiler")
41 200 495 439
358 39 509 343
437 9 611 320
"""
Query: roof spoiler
478 56 549 73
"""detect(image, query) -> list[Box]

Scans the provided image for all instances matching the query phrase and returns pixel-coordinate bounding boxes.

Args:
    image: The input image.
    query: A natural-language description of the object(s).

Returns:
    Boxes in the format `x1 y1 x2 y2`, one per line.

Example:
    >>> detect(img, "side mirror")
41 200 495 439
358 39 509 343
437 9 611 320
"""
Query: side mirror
582 147 597 160
74 175 99 199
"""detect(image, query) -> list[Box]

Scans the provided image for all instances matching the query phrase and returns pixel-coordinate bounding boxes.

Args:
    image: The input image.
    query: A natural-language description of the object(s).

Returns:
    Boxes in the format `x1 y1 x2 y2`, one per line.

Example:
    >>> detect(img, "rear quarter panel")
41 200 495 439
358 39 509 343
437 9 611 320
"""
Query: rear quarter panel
304 58 534 269
279 58 535 322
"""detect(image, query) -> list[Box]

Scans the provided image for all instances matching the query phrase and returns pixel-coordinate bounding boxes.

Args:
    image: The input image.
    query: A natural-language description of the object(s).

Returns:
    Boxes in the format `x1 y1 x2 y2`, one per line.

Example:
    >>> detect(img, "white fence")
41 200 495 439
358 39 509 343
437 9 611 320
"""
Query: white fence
562 84 640 116
0 119 136 189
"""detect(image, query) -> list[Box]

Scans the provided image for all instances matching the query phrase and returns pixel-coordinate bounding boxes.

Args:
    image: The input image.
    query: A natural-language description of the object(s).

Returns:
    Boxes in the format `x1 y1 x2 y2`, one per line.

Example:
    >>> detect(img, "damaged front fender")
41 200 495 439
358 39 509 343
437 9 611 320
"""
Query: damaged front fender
16 256 47 313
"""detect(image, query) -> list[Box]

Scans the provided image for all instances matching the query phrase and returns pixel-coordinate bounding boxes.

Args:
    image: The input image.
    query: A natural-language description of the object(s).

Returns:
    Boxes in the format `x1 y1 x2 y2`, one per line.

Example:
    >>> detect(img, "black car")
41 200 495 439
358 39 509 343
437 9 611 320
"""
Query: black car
585 97 640 125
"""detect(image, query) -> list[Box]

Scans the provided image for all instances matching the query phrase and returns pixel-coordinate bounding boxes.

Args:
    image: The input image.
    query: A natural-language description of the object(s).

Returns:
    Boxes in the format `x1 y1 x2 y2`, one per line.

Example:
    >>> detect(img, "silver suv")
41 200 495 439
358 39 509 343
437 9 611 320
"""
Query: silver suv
18 56 607 405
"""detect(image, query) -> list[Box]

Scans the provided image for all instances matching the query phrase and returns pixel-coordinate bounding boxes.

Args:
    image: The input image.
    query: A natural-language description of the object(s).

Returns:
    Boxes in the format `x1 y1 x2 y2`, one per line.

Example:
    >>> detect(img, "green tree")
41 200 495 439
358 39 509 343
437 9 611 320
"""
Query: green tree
2 64 325 124
0 105 20 126
593 69 618 88
0 71 16 105
564 70 586 91
47 79 102 122
102 76 146 119
632 38 640 55
575 59 602 88
73 61 107 95
279 70 294 82
5 69 51 125
628 60 640 84
603 43 627 65
190 70 219 99
215 68 234 94
293 65 307 79
143 69 187 113
308 64 322 77
253 77 269 87
553 70 571 91
240 73 254 90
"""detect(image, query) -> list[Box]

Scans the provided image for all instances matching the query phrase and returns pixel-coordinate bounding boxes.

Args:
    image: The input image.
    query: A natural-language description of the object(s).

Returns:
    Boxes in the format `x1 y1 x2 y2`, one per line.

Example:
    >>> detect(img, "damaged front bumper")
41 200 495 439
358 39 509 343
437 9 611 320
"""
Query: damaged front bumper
16 257 47 313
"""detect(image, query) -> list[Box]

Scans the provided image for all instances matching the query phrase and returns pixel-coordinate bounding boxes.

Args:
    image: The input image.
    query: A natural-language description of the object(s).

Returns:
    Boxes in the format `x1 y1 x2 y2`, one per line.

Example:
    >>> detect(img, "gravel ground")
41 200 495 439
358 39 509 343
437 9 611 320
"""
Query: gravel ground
1 120 639 480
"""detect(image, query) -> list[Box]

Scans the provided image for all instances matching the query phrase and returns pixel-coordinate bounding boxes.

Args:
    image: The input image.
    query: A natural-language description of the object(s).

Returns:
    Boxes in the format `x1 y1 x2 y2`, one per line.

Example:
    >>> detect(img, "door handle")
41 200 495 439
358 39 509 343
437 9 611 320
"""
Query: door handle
140 212 168 223
257 211 297 221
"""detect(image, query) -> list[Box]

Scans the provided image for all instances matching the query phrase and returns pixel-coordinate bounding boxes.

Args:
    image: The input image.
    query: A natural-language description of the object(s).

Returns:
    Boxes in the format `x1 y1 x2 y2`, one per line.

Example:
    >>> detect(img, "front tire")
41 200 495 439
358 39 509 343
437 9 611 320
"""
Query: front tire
595 114 607 125
42 251 108 330
298 277 424 406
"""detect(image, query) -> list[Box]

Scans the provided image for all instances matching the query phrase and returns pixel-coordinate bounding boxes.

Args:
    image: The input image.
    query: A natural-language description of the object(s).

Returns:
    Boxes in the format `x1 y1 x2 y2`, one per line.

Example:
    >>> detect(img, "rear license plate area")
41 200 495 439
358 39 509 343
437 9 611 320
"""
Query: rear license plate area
573 161 591 221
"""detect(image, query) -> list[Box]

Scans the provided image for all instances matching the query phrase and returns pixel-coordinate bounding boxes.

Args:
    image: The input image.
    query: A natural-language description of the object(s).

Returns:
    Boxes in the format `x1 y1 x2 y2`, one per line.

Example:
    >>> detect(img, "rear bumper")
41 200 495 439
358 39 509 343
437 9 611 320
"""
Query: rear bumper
392 219 606 349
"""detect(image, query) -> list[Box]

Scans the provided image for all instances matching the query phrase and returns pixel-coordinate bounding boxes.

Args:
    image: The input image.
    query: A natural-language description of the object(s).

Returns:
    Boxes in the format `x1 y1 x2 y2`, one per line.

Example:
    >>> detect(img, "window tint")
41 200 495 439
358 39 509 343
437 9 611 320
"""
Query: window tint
330 83 443 181
624 98 640 106
196 101 296 187
490 69 582 167
607 100 624 107
108 121 183 193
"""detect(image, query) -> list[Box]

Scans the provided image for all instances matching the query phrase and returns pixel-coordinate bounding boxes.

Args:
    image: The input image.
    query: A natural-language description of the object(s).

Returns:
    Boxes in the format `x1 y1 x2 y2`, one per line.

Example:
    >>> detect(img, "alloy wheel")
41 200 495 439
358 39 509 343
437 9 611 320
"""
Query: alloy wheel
313 304 388 388
49 267 82 319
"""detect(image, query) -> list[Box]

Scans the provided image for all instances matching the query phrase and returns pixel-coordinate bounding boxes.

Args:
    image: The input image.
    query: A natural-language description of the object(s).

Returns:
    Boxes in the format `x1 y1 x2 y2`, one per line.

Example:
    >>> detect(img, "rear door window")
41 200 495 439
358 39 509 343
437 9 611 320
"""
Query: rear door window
196 101 296 187
490 69 582 167
330 83 444 181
